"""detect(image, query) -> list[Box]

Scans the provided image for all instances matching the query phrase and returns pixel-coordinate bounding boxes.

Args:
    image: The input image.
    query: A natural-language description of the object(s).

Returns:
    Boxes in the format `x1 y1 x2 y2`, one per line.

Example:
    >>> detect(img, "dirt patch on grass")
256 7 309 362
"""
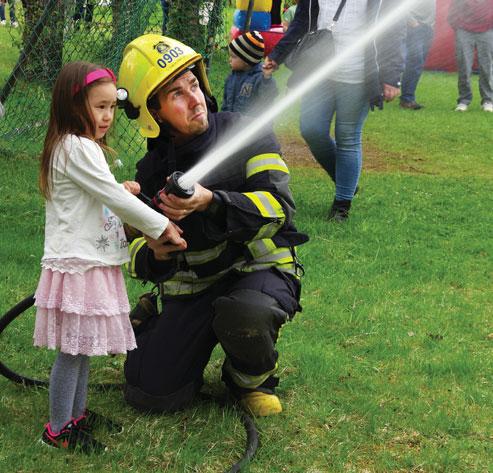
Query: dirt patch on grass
362 139 431 174
279 134 430 174
279 136 319 168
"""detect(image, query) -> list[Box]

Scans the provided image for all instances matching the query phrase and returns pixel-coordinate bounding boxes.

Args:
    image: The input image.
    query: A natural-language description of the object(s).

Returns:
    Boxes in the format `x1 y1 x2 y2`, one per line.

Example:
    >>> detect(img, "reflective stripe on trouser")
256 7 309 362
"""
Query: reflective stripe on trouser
222 358 278 390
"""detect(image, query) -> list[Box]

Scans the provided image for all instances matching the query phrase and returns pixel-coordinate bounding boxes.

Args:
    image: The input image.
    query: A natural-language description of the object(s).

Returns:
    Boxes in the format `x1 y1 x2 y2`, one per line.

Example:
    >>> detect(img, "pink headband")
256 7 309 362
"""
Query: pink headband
72 68 117 96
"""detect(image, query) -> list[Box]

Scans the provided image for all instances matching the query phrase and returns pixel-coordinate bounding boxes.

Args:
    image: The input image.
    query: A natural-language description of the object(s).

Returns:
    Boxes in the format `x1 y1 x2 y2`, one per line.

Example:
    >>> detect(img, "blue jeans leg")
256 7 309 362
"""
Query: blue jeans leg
476 29 493 104
455 28 475 105
401 24 434 103
300 80 369 202
333 82 369 201
0 4 5 22
300 81 337 183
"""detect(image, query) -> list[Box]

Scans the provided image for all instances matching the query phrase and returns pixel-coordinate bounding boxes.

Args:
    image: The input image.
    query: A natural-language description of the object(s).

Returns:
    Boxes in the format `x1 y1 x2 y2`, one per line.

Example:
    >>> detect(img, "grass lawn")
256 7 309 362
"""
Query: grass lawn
1 23 492 473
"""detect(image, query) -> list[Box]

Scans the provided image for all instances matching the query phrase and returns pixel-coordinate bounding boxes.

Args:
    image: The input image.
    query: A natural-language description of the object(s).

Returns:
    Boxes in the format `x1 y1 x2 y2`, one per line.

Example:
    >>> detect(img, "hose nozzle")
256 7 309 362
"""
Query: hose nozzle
152 171 195 207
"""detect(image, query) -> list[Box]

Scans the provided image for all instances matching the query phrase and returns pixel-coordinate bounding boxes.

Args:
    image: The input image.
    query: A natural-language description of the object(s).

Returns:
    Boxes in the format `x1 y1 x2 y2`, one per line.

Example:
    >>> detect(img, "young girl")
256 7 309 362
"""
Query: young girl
34 61 186 453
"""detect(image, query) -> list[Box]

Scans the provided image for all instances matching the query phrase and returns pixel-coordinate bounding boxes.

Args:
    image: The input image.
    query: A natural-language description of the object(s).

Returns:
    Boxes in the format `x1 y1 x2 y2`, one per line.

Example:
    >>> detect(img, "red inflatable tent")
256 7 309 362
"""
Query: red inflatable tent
425 0 457 72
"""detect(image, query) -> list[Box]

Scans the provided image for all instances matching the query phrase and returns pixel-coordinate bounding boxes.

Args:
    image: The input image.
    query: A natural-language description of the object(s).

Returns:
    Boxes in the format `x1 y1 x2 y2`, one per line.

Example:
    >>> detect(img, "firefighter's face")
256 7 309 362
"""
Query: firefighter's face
153 71 208 142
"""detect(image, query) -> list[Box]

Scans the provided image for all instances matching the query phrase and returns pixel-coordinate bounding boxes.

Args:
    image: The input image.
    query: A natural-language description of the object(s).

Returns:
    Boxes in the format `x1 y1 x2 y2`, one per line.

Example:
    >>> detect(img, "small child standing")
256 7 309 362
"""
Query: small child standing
221 30 278 116
34 61 186 453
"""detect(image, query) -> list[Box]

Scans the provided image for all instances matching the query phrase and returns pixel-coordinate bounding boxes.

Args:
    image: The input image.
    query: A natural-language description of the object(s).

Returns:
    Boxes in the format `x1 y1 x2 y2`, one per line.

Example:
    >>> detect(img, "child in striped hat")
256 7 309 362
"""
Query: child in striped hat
222 30 278 116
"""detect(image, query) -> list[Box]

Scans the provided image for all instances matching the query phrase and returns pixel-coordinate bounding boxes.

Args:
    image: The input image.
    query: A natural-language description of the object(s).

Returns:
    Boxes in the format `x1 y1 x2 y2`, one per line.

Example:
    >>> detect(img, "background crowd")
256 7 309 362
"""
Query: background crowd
231 0 493 222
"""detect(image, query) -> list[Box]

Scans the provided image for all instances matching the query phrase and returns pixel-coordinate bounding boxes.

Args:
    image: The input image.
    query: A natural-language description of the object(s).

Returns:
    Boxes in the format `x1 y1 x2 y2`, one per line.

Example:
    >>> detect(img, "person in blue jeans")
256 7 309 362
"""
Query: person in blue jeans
4 0 17 27
264 0 405 221
448 0 493 113
0 1 6 26
400 1 436 110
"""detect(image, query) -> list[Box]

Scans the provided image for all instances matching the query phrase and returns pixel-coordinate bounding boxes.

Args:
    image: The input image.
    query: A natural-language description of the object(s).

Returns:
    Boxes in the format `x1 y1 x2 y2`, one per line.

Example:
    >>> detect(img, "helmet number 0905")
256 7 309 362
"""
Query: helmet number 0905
157 47 184 68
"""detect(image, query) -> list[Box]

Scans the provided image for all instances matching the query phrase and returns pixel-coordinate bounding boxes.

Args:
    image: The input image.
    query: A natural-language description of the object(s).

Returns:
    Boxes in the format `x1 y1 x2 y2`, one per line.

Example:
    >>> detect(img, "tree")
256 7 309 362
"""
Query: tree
20 0 65 84
167 0 205 51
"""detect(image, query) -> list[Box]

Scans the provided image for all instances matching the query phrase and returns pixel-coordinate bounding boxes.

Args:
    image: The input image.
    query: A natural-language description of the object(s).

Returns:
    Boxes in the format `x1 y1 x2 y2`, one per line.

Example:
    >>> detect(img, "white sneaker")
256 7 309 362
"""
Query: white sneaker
482 102 493 113
0 20 6 26
455 103 468 112
11 21 18 27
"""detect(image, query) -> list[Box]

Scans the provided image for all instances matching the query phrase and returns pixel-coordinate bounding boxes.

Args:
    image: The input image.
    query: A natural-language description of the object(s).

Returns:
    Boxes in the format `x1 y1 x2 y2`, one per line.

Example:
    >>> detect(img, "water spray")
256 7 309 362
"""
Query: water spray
177 0 422 191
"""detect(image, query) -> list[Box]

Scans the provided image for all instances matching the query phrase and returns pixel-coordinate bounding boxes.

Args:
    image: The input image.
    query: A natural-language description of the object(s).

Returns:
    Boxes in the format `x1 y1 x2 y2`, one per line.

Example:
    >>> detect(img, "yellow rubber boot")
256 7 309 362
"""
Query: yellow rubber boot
240 392 282 417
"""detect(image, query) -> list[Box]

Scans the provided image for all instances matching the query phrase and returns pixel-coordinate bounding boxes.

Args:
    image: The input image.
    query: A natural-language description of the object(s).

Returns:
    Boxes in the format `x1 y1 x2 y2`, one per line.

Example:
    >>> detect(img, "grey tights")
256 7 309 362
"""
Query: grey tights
49 352 90 433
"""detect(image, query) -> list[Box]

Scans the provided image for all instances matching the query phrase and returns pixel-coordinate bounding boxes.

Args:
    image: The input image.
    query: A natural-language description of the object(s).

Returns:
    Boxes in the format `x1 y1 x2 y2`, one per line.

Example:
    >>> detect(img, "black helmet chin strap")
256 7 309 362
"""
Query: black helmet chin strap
206 94 218 113
123 101 140 120
146 122 176 176
166 139 177 175
116 87 140 119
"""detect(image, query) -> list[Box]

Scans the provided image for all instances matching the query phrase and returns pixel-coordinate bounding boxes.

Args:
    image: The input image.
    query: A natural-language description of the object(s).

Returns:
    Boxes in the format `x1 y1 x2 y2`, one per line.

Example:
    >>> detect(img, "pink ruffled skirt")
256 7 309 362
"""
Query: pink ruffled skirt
34 266 137 356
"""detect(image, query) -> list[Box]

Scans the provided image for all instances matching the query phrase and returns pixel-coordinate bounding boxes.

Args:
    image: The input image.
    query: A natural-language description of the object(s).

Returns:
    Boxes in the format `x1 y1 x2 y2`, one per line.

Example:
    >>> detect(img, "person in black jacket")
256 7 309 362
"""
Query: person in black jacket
117 34 308 416
264 0 405 221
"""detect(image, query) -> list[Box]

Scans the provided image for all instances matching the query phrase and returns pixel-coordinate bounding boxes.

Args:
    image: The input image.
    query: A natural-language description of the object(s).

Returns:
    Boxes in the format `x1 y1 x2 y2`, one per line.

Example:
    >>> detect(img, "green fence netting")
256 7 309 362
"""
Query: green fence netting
0 0 227 156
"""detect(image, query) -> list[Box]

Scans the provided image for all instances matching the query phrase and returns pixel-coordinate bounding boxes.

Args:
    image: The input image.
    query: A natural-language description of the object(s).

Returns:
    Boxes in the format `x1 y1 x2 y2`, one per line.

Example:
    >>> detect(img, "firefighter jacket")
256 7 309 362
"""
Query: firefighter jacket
126 111 309 296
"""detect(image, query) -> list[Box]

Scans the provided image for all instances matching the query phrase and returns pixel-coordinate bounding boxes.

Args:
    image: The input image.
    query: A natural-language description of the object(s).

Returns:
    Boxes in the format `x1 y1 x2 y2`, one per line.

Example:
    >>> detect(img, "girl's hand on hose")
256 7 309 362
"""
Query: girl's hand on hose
123 180 141 195
145 222 187 261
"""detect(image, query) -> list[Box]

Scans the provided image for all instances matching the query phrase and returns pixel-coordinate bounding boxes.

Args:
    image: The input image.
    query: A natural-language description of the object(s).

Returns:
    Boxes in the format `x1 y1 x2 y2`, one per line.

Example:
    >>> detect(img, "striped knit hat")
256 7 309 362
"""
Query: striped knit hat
229 31 265 66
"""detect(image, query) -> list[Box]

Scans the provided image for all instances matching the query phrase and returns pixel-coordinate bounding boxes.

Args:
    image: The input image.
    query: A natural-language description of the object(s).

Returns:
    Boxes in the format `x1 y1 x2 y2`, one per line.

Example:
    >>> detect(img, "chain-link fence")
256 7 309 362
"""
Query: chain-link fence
0 0 227 156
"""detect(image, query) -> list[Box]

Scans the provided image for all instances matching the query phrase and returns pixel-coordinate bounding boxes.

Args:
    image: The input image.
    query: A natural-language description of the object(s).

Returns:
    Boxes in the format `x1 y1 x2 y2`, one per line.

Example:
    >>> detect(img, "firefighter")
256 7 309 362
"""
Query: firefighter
118 34 308 416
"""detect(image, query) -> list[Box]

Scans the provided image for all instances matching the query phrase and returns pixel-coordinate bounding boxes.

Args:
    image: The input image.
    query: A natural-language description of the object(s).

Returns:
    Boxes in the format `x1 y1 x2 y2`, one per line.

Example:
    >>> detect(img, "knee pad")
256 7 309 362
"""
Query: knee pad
212 289 287 341
212 289 288 373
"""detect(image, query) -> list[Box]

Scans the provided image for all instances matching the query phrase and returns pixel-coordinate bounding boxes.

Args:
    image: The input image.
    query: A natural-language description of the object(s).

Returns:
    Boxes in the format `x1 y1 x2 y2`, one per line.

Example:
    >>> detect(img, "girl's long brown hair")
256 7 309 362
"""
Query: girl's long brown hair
39 61 114 199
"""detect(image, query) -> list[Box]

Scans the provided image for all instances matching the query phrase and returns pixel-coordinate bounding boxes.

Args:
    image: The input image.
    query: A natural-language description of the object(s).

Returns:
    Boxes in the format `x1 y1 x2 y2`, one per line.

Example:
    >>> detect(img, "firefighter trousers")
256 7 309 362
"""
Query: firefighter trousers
124 268 301 412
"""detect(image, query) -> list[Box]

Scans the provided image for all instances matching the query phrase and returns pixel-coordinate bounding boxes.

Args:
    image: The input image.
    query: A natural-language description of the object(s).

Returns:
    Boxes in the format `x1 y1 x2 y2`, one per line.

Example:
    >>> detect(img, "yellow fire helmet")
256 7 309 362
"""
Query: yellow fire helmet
118 34 213 138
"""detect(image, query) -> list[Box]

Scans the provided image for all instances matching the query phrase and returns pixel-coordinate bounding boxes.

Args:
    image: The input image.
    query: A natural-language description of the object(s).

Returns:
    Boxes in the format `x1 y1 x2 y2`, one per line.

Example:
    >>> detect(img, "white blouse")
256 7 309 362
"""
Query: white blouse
317 0 368 84
42 135 168 267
